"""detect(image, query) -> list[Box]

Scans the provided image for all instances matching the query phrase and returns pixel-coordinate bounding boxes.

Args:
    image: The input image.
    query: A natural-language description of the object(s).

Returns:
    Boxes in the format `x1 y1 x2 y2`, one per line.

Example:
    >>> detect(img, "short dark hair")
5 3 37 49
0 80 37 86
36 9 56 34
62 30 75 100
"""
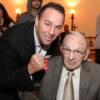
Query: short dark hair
38 2 65 19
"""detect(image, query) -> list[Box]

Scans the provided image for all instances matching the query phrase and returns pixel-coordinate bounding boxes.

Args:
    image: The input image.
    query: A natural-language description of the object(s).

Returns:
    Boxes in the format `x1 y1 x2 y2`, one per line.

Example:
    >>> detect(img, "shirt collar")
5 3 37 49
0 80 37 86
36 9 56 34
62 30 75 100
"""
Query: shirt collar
34 26 40 47
63 65 81 77
34 26 47 56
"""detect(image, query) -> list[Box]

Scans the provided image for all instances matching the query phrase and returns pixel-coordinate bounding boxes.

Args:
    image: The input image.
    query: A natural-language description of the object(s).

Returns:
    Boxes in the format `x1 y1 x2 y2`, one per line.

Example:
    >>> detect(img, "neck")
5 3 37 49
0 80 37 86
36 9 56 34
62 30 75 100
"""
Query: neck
41 44 49 50
31 8 39 16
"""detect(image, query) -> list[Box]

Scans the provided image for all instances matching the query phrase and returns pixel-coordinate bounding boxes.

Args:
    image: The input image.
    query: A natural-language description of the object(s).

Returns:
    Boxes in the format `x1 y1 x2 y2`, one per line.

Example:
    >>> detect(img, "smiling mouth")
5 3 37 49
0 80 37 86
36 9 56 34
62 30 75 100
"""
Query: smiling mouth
45 36 53 42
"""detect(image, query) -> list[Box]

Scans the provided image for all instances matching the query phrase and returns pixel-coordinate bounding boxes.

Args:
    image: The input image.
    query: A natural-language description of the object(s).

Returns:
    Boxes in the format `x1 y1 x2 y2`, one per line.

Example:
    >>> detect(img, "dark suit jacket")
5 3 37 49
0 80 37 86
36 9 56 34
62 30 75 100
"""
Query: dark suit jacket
40 56 100 100
0 22 59 100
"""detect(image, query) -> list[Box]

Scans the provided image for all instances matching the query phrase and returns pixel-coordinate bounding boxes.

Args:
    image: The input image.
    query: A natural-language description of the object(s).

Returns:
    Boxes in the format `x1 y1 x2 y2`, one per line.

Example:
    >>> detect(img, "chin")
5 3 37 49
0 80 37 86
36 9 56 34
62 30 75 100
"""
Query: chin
68 69 74 71
66 66 77 71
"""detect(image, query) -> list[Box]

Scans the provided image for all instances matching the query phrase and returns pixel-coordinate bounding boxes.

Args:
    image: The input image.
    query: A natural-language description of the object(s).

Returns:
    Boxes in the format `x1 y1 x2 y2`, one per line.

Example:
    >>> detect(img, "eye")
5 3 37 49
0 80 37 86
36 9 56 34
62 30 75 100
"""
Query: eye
74 50 82 53
55 26 62 32
45 22 50 26
63 48 70 53
44 20 52 26
73 50 85 56
44 22 52 28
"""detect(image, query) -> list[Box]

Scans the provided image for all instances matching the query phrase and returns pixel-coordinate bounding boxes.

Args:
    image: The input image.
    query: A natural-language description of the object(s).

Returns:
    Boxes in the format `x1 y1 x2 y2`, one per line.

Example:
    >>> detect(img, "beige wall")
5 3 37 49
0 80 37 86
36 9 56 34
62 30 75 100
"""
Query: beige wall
0 0 100 37
0 0 27 21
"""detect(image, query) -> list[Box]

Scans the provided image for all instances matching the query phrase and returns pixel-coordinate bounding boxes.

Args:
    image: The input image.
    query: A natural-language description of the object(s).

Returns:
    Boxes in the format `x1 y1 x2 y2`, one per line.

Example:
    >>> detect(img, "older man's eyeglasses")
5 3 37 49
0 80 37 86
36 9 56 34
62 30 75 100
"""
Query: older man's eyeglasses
62 47 86 56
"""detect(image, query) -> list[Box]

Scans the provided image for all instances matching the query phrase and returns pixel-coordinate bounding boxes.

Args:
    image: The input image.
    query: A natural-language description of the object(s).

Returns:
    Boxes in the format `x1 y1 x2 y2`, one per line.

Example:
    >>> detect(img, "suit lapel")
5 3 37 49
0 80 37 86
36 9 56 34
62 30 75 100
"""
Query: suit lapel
79 61 92 100
26 22 35 56
52 57 63 100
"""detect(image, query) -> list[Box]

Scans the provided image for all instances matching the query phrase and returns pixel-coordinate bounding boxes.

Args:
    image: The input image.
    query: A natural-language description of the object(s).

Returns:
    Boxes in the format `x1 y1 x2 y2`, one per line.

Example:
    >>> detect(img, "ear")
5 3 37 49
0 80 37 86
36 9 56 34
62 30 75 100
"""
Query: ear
35 15 39 26
60 45 63 54
84 49 90 60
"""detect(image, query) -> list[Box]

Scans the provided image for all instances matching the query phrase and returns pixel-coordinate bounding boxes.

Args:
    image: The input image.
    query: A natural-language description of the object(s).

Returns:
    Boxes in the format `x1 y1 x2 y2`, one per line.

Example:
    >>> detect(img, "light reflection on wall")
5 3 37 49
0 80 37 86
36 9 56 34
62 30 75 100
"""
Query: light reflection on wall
64 0 80 7
63 0 79 31
4 0 27 21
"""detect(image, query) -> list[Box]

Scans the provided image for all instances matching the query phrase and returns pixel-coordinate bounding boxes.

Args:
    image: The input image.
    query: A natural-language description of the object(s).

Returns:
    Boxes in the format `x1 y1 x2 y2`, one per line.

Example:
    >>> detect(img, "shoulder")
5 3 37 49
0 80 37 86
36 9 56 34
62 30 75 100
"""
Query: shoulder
18 12 29 18
83 61 100 74
16 12 30 24
14 22 34 30
2 22 34 41
48 56 62 68
49 56 61 62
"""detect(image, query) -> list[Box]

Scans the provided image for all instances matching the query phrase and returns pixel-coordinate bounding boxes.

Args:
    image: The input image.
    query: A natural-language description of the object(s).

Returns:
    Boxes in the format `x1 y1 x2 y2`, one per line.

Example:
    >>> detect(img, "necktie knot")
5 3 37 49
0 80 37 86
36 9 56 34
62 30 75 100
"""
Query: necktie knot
68 72 74 77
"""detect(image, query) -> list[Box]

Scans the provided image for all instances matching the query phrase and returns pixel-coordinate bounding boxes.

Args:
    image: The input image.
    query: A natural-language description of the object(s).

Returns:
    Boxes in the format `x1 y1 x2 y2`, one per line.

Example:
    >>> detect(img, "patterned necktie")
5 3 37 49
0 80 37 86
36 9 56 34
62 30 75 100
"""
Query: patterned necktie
63 72 74 100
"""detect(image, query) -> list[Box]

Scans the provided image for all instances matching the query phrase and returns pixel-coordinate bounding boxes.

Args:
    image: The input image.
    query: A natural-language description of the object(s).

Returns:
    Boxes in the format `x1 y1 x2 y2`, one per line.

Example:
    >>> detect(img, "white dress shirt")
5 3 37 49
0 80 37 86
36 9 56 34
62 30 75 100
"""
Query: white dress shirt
30 27 47 80
34 26 47 56
56 66 81 100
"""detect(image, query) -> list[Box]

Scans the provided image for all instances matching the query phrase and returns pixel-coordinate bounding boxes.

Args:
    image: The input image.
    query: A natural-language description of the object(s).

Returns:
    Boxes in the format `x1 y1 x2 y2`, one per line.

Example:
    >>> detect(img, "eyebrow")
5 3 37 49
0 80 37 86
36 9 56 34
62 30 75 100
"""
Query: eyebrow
62 45 85 51
44 19 63 27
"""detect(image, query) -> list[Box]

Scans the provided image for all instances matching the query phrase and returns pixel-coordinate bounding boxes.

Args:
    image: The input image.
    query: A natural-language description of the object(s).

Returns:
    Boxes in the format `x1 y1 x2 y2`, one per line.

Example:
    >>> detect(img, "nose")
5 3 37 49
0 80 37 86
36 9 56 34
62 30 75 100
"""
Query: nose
68 51 74 60
49 27 55 36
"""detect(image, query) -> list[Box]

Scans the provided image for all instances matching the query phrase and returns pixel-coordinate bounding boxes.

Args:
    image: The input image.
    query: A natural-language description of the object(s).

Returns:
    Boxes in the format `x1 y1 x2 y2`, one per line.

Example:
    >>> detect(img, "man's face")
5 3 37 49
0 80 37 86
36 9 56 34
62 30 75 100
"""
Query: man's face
35 8 64 46
32 0 42 9
60 34 89 71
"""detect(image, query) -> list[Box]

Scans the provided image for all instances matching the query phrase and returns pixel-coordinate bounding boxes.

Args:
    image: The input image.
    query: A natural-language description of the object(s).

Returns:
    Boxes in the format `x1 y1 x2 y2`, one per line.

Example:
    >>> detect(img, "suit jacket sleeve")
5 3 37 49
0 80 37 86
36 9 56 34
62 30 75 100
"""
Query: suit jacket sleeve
0 22 35 90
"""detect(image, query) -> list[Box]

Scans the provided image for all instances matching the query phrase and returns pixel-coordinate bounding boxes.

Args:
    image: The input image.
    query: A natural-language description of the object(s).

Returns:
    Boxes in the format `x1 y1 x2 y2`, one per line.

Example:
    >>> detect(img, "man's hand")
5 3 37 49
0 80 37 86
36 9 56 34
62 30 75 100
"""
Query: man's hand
28 53 45 75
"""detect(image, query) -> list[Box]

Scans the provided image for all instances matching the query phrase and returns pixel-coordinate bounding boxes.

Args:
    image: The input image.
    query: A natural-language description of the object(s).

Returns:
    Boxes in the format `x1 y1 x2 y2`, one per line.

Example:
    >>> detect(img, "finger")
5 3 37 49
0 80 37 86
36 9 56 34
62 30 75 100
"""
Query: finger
43 58 48 70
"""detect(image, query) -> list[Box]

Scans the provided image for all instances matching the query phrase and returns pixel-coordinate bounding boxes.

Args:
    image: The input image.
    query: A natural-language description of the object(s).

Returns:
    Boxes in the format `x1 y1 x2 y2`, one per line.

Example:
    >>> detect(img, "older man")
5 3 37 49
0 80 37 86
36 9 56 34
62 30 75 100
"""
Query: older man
40 31 100 100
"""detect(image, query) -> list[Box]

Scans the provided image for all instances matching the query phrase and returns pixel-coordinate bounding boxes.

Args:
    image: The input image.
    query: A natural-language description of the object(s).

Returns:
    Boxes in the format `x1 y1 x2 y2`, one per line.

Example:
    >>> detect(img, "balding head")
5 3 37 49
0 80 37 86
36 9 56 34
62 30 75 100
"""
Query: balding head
62 31 88 52
60 31 89 71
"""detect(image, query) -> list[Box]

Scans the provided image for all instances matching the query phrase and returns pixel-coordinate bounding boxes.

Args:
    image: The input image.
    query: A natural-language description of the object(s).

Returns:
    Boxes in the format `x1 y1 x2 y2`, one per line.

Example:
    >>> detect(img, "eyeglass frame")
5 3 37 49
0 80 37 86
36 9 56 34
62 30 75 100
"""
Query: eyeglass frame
62 47 86 56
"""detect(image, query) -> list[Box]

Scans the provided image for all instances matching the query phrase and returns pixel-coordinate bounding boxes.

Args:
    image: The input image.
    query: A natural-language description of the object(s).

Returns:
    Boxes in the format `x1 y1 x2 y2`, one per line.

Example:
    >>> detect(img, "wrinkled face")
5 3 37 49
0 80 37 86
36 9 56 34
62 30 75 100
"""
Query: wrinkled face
60 34 89 71
0 9 3 19
35 8 64 45
32 0 42 9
